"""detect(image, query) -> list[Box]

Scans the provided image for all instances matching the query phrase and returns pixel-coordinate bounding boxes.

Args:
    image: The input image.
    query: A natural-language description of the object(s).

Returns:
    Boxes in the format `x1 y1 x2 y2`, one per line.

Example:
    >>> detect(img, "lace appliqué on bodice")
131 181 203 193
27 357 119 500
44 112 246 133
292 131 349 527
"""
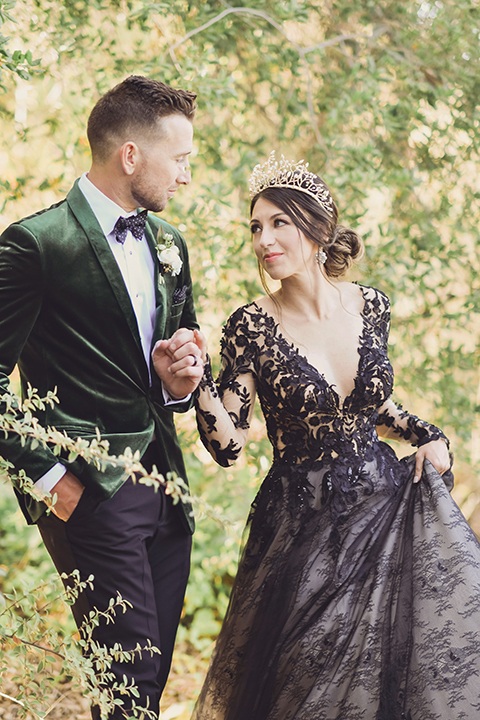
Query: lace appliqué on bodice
196 286 446 512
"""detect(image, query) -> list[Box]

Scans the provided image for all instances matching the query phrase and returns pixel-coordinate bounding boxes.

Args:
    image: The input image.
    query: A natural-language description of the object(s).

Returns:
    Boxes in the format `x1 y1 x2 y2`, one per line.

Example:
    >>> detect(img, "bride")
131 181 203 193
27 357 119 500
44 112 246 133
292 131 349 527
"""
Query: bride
153 153 480 720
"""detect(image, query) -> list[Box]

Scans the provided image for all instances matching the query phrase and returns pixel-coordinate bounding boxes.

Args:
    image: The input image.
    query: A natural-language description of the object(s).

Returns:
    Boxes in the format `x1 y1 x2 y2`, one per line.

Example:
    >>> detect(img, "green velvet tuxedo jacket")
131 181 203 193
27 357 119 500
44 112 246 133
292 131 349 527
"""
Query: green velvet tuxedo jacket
0 180 198 532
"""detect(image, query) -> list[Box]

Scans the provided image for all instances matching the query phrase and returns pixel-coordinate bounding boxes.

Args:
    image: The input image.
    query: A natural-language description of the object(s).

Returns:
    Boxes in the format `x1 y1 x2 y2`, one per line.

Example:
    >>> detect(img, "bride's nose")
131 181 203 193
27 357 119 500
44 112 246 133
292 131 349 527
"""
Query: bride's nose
258 227 275 247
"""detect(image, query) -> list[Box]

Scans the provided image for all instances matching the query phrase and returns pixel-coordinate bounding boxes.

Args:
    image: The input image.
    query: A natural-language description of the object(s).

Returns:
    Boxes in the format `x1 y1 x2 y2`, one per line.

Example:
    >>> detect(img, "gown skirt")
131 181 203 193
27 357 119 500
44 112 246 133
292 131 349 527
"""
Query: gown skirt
192 445 480 720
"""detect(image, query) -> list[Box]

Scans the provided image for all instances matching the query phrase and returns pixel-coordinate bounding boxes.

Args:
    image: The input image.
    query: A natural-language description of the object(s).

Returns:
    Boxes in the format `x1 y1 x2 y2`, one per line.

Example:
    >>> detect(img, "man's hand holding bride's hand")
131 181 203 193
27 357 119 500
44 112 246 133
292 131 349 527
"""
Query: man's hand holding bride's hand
152 328 208 399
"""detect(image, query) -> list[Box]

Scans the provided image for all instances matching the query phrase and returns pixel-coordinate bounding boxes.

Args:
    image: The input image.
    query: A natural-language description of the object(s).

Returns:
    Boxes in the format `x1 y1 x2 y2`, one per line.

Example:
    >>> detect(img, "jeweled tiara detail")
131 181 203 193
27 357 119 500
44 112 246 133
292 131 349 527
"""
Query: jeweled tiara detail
249 151 335 216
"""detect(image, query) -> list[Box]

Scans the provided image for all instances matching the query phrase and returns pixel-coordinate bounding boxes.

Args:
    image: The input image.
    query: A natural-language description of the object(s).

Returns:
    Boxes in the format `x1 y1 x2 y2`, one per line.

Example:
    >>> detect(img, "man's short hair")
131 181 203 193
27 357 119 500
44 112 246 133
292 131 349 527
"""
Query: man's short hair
87 75 197 163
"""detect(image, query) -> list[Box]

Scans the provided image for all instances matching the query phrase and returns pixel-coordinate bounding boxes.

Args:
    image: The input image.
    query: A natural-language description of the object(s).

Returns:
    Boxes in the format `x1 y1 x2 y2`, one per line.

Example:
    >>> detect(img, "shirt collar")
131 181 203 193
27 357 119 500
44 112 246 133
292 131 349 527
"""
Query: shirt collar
78 172 138 238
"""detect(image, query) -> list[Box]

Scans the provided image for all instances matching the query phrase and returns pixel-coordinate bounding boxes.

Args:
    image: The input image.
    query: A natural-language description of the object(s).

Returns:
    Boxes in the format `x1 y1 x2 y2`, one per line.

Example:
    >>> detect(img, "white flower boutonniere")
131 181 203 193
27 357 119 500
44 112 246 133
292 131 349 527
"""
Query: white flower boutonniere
155 227 183 283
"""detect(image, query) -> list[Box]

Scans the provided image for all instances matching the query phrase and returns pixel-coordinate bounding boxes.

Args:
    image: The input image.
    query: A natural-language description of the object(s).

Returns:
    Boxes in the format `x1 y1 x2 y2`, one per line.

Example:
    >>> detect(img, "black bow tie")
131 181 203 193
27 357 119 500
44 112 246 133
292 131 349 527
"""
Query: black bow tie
114 210 148 244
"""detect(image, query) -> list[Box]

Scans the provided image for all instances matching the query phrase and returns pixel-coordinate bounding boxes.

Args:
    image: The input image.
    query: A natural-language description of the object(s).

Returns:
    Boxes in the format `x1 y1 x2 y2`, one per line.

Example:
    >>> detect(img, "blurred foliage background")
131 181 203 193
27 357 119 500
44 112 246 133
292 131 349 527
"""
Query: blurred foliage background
1 0 480 715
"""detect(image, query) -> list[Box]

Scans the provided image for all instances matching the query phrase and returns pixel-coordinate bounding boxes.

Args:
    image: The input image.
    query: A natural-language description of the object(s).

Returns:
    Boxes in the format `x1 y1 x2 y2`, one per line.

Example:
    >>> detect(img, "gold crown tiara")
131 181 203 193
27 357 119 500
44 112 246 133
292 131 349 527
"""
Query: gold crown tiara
249 152 335 216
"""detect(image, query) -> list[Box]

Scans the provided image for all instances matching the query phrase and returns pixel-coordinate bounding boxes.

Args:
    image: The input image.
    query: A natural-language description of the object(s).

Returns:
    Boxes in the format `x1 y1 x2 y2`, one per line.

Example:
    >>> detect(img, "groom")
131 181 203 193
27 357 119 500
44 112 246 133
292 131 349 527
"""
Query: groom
0 76 203 718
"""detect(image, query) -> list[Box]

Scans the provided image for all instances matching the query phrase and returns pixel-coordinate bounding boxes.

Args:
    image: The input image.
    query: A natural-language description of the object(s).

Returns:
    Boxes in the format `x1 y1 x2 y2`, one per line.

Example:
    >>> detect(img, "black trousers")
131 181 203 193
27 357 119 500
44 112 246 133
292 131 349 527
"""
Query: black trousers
37 445 192 719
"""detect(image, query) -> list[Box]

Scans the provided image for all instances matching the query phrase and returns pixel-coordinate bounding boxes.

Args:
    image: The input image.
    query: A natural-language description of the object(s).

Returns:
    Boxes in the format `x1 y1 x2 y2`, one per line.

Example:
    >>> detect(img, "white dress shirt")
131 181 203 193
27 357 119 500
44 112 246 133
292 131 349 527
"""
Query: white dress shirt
36 173 186 493
78 173 157 368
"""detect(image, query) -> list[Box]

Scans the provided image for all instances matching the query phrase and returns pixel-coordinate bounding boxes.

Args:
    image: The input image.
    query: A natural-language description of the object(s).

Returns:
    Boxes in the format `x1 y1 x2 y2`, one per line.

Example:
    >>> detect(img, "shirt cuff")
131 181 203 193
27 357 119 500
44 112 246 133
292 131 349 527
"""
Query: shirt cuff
162 383 192 406
35 463 67 494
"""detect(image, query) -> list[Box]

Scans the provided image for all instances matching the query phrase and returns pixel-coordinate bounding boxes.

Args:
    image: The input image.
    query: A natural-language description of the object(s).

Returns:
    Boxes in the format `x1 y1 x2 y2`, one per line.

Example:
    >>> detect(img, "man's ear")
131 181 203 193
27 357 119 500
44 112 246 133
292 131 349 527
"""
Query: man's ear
119 141 139 176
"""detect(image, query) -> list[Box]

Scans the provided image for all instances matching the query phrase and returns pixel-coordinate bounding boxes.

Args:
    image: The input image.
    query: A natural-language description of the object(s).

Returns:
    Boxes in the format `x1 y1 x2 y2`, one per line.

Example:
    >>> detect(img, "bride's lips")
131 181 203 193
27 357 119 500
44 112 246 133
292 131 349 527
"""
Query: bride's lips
264 253 283 263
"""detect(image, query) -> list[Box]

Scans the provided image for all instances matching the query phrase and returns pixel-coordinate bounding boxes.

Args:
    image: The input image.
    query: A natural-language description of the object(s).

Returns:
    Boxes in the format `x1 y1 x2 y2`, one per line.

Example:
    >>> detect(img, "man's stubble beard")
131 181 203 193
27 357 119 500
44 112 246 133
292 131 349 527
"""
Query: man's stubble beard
130 178 167 214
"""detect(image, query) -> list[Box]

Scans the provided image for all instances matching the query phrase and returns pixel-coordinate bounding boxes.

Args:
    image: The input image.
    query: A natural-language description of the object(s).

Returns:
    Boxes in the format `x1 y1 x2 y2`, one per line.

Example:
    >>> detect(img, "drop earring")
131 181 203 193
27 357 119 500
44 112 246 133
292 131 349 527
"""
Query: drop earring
315 248 327 265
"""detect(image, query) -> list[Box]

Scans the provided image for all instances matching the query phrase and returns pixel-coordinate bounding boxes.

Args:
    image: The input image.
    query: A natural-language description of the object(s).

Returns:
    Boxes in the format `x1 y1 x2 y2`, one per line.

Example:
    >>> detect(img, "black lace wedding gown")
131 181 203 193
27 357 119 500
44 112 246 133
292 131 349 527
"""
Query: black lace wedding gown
193 285 480 720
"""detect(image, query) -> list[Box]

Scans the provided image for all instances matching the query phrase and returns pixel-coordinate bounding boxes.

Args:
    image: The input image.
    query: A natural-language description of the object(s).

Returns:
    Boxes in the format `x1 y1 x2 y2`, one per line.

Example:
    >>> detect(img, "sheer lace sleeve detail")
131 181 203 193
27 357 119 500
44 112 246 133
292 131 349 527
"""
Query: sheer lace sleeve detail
371 290 449 448
195 307 257 467
361 285 391 343
375 397 449 447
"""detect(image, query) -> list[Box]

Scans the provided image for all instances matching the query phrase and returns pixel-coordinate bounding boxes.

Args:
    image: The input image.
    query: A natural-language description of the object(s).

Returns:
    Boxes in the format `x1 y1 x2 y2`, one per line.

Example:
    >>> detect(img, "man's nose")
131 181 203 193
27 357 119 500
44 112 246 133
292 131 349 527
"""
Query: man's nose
178 166 191 185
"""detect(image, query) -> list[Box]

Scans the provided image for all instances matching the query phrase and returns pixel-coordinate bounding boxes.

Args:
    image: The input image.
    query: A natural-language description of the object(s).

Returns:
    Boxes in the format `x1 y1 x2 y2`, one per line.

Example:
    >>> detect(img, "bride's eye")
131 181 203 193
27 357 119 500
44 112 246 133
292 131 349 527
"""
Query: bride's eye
274 218 287 227
250 223 261 234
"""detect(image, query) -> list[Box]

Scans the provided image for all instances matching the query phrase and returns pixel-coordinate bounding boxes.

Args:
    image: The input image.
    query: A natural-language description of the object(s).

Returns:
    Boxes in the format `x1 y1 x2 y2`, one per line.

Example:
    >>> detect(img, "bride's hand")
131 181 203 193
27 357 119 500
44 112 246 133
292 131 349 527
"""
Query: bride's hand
193 328 208 363
413 439 450 483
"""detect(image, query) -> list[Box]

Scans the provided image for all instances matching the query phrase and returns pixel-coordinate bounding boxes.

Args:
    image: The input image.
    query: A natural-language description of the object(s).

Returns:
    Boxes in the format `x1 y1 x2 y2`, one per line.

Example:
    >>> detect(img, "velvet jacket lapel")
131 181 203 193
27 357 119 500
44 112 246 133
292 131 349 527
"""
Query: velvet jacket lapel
65 180 150 382
144 218 171 349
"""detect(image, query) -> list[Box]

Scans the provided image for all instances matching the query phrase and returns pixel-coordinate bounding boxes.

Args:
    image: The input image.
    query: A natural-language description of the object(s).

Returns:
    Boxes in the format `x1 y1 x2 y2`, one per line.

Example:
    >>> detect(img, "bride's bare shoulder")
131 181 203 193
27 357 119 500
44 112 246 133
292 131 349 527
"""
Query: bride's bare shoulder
336 281 365 314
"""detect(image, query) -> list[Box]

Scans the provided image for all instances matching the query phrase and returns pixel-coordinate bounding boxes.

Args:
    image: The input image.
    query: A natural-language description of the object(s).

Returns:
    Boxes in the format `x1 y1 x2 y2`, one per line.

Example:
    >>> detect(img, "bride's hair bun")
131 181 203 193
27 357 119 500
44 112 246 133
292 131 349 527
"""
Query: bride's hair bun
324 226 364 278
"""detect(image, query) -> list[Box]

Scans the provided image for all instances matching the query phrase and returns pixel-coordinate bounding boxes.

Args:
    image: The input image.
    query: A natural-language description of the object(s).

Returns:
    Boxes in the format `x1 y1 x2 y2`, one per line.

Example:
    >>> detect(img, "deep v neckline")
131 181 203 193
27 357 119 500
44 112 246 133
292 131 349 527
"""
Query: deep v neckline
252 285 369 410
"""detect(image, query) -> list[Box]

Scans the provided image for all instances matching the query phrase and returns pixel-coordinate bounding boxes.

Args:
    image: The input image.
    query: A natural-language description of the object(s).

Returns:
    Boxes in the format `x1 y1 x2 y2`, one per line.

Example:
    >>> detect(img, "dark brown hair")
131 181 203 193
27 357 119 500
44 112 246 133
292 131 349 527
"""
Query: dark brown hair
87 75 197 163
250 182 364 279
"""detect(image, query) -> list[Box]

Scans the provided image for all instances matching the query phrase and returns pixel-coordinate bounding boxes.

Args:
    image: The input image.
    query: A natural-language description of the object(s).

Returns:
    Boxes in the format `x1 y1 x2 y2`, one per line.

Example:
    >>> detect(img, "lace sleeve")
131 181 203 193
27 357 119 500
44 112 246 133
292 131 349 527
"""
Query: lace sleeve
371 289 449 448
375 397 449 447
195 308 257 467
